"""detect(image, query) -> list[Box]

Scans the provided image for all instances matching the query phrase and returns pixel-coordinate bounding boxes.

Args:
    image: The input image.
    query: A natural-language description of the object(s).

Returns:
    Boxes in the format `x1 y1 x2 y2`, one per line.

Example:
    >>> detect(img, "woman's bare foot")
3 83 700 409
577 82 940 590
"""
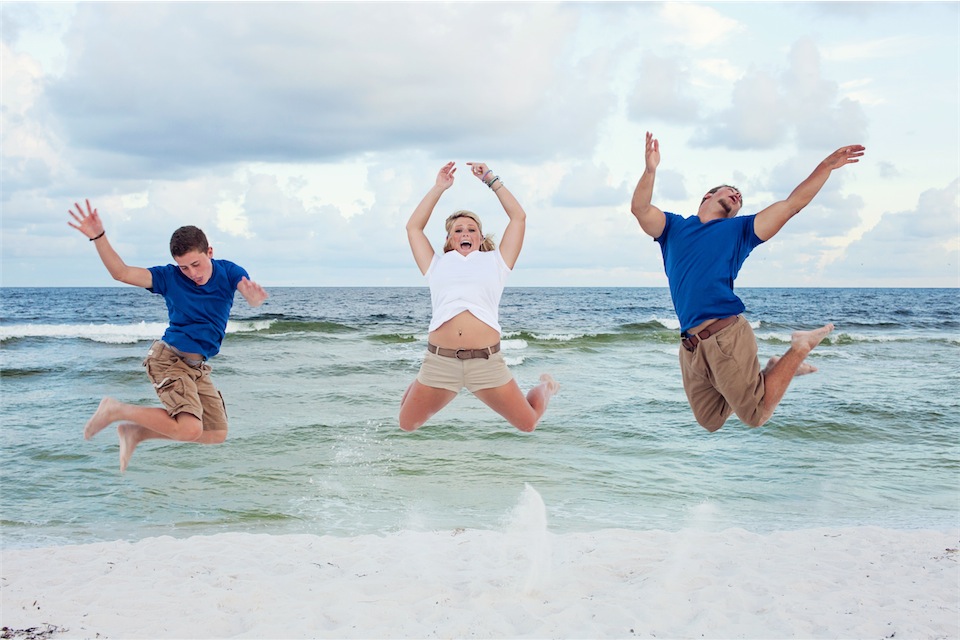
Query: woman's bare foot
539 373 560 397
84 397 122 440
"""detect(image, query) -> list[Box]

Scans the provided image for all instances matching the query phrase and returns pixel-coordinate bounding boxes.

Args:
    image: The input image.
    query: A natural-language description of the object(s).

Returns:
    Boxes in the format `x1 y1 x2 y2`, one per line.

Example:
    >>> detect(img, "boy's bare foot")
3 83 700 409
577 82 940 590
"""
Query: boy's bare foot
84 397 121 440
118 422 146 473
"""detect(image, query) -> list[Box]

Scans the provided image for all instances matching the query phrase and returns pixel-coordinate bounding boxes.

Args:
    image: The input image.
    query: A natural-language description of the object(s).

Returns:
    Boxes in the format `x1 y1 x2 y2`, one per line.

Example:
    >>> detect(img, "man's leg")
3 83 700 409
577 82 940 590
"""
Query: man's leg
755 324 834 424
680 348 734 432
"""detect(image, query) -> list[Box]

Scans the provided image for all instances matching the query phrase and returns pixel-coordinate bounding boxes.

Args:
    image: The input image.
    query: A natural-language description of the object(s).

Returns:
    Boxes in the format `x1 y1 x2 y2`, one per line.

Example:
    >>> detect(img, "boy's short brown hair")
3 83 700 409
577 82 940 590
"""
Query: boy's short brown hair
169 226 209 257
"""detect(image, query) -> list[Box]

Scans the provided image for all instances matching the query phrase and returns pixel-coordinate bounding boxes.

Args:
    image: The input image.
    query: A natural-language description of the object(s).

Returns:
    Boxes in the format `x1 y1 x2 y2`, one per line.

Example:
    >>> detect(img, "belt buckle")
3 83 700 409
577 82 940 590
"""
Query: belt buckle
455 349 470 360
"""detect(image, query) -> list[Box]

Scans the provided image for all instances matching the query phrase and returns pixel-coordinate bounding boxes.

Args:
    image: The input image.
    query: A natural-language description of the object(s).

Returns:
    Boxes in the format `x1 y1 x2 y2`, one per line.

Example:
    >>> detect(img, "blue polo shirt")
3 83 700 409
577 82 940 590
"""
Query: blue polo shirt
147 259 249 359
656 212 764 334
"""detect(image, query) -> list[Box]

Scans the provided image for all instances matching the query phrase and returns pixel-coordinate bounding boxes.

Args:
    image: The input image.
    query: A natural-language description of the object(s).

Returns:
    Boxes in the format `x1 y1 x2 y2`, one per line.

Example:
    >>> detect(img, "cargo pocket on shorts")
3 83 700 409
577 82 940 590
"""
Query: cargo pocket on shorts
153 375 188 416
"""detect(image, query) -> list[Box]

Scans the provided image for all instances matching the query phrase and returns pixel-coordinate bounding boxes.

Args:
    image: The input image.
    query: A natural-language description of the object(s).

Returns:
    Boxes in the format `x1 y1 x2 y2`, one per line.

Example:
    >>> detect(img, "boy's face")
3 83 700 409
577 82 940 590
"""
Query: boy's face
174 247 214 286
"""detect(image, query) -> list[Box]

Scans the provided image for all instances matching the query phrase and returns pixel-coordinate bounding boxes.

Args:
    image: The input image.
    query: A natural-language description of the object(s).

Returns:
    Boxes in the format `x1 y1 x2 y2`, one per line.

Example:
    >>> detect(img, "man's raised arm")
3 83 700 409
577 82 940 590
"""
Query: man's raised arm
630 132 667 239
754 145 865 242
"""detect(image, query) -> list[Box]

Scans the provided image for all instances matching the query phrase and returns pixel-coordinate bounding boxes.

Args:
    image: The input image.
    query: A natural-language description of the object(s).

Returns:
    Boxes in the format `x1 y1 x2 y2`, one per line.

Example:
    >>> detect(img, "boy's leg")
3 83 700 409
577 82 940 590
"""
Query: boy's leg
115 365 228 470
84 397 203 441
85 343 229 470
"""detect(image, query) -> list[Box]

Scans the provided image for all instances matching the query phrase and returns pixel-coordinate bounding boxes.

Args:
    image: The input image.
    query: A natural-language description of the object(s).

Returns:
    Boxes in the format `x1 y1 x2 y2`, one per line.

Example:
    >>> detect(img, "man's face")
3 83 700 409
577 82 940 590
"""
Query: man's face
705 186 743 217
174 247 215 286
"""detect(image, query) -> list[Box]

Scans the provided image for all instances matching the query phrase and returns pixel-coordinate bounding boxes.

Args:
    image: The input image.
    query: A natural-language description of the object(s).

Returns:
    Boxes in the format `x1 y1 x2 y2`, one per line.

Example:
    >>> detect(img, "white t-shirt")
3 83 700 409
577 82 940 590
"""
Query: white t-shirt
426 249 512 333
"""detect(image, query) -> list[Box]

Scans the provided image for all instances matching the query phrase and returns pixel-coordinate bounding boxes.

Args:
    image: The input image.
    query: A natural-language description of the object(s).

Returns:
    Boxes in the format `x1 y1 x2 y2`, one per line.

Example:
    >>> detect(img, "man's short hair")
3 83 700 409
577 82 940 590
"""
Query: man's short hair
701 184 741 205
169 226 209 257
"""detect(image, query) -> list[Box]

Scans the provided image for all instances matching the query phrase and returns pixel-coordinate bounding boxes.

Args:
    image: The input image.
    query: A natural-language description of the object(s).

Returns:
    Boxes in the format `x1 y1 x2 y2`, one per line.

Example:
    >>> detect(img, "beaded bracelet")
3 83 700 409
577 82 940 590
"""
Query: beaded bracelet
481 170 493 183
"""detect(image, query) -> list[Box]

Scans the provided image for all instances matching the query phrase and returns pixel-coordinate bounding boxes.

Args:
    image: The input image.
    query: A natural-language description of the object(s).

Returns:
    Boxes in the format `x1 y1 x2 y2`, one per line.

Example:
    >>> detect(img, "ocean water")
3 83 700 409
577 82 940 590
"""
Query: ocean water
1 287 958 549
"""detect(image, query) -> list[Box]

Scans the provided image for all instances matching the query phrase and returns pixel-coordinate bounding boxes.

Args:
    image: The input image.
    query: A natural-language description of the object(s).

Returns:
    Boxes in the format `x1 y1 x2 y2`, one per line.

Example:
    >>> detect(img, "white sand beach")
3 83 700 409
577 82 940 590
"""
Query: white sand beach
2 526 957 639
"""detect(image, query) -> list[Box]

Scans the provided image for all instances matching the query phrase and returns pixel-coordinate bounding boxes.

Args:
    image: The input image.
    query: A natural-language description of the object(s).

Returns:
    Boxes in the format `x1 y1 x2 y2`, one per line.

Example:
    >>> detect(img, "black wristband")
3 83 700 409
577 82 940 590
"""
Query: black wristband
90 231 105 241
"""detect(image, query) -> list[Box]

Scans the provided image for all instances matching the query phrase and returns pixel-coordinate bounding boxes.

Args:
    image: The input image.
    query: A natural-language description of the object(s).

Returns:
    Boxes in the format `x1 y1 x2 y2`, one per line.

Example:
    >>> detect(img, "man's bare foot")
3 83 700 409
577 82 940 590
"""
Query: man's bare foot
791 323 834 357
118 422 147 473
766 356 818 376
84 397 122 440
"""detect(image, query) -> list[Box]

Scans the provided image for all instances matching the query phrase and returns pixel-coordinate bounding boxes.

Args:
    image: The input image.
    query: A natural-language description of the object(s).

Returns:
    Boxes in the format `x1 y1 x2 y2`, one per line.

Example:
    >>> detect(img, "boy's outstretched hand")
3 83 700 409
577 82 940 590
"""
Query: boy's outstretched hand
237 277 268 307
68 199 104 240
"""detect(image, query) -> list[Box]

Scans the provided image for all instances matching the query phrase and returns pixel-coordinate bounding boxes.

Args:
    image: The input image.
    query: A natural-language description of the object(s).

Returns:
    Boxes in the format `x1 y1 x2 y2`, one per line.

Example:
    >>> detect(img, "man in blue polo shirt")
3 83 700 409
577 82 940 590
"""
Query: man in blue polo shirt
68 199 268 471
630 133 865 431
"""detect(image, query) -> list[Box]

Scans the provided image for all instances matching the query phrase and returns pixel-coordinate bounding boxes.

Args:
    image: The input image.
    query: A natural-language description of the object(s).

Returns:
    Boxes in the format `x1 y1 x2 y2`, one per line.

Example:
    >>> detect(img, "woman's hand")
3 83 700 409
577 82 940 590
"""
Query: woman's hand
467 162 492 184
436 162 456 191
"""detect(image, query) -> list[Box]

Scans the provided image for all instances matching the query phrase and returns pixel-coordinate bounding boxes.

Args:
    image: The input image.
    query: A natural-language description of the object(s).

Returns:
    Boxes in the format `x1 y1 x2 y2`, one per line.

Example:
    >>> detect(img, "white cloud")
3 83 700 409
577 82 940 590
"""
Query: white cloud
1 2 957 289
39 3 611 174
829 180 960 286
692 39 866 151
552 162 629 208
822 35 919 62
627 53 700 124
659 3 744 49
694 68 786 149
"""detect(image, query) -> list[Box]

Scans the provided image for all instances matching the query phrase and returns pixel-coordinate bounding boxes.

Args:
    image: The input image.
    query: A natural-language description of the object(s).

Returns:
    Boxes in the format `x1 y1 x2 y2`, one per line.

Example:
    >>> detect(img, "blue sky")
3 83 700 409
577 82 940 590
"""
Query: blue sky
3 1 958 287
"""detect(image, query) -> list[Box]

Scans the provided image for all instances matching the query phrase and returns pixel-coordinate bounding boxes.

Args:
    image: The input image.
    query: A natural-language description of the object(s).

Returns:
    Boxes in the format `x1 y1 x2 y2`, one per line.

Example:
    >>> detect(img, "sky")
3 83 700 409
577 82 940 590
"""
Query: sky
2 1 958 288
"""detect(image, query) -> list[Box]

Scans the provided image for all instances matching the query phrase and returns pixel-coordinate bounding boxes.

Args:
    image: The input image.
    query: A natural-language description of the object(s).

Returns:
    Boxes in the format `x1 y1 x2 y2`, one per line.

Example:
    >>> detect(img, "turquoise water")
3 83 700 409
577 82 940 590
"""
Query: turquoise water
1 287 958 548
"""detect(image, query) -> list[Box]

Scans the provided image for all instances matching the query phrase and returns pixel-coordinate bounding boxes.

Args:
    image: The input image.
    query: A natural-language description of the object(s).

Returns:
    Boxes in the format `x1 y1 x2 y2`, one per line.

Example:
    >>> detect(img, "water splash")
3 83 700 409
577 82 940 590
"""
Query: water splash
502 483 552 594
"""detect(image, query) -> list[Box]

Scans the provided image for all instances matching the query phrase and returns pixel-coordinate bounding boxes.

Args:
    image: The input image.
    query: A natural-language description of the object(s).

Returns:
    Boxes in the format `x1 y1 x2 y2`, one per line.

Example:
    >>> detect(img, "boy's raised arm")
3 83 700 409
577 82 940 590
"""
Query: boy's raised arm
68 199 153 289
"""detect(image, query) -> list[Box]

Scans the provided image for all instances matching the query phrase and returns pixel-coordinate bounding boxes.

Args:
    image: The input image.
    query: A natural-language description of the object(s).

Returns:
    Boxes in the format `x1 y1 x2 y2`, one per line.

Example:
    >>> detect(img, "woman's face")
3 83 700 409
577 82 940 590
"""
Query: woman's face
448 216 482 256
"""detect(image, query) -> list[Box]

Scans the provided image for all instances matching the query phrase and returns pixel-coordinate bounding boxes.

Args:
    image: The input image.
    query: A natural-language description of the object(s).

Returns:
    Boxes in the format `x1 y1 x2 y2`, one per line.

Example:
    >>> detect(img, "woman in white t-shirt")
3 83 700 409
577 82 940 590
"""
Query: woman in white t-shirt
399 161 559 432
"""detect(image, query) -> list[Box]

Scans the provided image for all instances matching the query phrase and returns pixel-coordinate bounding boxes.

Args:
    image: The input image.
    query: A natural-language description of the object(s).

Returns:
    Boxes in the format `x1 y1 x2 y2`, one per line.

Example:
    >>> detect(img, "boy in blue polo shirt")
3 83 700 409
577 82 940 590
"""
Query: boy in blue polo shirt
68 199 268 471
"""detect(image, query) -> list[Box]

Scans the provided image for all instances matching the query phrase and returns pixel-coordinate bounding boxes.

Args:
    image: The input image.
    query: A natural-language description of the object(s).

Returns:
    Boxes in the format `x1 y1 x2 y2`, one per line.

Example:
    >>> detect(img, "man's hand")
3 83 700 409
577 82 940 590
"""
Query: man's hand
237 277 268 307
754 144 866 242
630 131 666 239
820 145 866 172
645 131 660 173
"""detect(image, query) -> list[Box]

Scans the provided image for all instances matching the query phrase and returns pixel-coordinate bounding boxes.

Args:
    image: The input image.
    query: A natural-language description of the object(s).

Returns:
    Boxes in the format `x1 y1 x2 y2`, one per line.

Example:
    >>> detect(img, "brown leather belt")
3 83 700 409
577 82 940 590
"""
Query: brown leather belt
427 342 501 360
681 316 739 352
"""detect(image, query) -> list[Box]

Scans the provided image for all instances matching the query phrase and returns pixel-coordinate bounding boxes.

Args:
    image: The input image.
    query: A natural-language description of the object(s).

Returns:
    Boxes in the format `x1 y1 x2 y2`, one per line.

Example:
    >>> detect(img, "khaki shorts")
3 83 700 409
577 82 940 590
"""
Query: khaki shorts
679 315 765 430
142 341 228 431
416 350 515 393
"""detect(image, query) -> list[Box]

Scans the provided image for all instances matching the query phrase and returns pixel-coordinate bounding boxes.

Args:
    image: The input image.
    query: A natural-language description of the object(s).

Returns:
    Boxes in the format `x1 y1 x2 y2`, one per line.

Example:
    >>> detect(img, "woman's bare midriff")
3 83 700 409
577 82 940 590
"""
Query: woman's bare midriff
429 310 500 349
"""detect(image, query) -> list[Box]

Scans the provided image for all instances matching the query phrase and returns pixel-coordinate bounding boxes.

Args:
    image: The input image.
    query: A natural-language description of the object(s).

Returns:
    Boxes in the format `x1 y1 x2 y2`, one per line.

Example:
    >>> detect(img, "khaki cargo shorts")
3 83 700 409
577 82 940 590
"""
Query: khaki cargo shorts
417 350 515 393
679 315 765 430
142 340 228 431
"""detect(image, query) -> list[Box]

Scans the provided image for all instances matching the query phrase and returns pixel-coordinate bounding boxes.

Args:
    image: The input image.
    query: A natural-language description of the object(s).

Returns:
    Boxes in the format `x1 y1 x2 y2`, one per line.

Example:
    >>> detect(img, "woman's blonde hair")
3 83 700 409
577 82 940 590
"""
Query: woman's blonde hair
442 210 496 253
